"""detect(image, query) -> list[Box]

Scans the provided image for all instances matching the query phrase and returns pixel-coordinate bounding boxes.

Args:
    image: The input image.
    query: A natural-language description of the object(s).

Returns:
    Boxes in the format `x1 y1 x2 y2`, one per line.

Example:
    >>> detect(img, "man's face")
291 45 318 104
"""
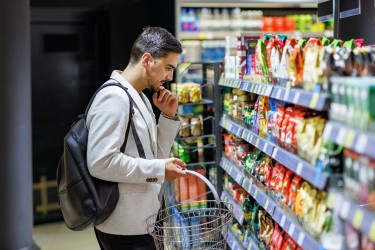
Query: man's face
146 53 179 92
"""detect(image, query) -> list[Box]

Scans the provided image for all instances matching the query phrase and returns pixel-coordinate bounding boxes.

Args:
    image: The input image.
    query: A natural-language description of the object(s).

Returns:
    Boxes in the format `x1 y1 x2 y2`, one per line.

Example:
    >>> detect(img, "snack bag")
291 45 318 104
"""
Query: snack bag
258 96 270 138
281 169 294 205
255 39 269 76
288 175 303 209
288 45 304 87
266 36 283 78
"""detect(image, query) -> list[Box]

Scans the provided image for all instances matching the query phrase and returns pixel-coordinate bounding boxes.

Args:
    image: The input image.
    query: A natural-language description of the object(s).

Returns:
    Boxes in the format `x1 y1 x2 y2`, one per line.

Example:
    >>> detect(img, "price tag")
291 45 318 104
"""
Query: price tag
248 178 253 193
280 215 286 228
283 89 290 101
254 84 259 94
309 93 319 109
369 221 375 242
336 127 347 145
235 172 242 184
298 232 305 246
236 79 242 88
296 162 303 176
322 122 333 139
249 134 254 144
266 86 273 96
345 130 356 148
198 32 207 40
340 201 351 220
262 85 267 95
263 142 268 153
255 138 260 148
248 241 253 250
276 89 282 100
254 189 258 199
355 134 368 154
243 81 249 91
250 83 255 93
264 199 270 210
352 209 364 229
288 223 295 236
326 193 335 208
272 147 279 159
293 91 301 104
231 238 236 249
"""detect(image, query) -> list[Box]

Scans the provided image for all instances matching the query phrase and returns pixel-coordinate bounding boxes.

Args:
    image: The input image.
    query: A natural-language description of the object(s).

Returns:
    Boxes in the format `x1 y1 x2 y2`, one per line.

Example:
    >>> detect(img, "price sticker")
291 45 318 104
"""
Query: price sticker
255 138 260 148
280 214 286 228
352 209 364 229
250 83 255 93
296 162 303 176
355 134 368 154
288 223 295 237
336 127 347 145
276 89 282 100
262 85 267 95
345 130 356 148
254 189 258 199
235 173 242 184
248 241 253 250
340 201 351 219
272 147 278 159
322 122 333 139
263 143 269 153
326 193 335 208
264 199 270 210
266 86 273 96
254 84 259 94
293 91 301 104
249 134 254 144
249 178 253 192
198 32 207 40
297 232 305 246
236 79 242 88
243 81 249 91
369 221 375 242
283 89 290 101
309 93 319 109
231 238 236 249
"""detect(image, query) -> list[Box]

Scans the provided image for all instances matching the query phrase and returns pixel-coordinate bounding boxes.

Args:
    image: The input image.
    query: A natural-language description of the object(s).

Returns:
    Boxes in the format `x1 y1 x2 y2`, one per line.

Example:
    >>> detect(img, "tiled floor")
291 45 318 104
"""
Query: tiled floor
33 221 100 250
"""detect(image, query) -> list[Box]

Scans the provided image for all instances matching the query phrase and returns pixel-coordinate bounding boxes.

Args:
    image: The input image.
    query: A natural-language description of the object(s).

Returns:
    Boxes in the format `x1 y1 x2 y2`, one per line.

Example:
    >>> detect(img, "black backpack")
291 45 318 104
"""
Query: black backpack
57 82 145 231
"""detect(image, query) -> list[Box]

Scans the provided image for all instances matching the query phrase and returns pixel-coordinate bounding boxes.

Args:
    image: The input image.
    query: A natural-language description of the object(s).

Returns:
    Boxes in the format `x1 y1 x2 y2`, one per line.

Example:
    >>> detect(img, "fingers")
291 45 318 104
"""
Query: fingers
157 87 177 104
172 158 186 168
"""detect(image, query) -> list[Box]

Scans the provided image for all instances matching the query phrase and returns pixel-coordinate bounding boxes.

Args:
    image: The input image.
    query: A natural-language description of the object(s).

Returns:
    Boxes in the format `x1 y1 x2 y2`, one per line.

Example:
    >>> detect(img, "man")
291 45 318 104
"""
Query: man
86 27 187 249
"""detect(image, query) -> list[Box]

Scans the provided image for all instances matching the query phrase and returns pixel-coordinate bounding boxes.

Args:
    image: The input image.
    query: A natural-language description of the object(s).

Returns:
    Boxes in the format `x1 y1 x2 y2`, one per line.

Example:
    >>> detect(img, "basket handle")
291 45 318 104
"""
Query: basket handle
158 170 220 203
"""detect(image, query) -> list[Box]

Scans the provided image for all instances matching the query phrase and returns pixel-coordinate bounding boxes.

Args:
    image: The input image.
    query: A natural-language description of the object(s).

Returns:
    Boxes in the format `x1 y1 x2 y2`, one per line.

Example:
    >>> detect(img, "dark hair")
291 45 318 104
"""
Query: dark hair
129 27 182 64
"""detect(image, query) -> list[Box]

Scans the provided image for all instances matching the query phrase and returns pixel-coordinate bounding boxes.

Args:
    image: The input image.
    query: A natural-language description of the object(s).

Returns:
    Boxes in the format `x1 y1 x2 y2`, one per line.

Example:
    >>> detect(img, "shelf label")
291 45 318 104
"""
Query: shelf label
249 134 254 144
276 89 282 100
250 83 255 93
293 91 301 104
326 193 335 208
283 89 290 101
255 138 260 148
296 162 303 176
352 209 364 230
297 232 305 246
235 172 242 184
340 201 351 220
272 147 279 159
243 81 249 91
288 223 295 237
309 93 319 109
336 127 347 146
248 241 253 250
355 134 368 154
254 84 259 94
261 85 267 95
264 199 270 210
263 142 268 153
369 221 375 242
322 122 333 139
280 215 286 228
254 189 258 199
345 130 356 148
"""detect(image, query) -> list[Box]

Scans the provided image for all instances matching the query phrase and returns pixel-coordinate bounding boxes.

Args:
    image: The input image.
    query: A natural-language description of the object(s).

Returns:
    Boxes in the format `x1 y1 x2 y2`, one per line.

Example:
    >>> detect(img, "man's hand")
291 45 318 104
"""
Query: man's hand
165 157 187 181
152 86 178 117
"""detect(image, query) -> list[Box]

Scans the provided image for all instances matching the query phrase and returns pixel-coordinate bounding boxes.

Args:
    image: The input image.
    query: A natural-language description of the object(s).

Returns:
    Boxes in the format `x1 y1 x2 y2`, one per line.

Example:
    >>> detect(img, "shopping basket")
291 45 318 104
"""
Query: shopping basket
146 170 234 250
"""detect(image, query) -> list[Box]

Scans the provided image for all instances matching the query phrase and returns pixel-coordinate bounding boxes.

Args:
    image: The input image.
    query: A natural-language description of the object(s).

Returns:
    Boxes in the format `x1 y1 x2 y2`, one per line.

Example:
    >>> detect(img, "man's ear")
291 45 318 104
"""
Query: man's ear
142 53 153 67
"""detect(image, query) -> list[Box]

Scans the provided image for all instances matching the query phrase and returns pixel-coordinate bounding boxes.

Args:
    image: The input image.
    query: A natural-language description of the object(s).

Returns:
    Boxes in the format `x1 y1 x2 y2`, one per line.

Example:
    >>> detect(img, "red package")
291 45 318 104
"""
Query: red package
281 170 294 205
291 109 307 154
274 106 286 145
270 224 284 250
288 175 303 210
285 37 298 48
280 107 292 148
281 235 297 250
306 37 322 47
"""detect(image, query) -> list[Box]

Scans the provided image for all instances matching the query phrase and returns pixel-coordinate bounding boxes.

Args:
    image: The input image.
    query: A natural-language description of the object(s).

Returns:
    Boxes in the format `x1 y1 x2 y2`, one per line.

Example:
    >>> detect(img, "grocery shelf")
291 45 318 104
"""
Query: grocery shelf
326 190 375 243
219 76 330 111
177 134 216 141
322 121 375 160
220 155 322 250
180 30 332 40
179 98 214 106
226 227 246 250
220 156 245 188
179 0 316 8
220 114 329 190
221 190 245 225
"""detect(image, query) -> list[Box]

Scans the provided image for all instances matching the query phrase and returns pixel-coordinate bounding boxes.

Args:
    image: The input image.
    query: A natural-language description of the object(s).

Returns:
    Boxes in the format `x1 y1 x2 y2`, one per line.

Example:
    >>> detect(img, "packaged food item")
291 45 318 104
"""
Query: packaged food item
189 84 202 103
281 169 294 204
177 84 190 103
266 36 283 78
179 117 190 137
190 116 202 136
255 39 269 76
269 224 284 250
288 45 304 87
288 175 303 210
258 96 270 138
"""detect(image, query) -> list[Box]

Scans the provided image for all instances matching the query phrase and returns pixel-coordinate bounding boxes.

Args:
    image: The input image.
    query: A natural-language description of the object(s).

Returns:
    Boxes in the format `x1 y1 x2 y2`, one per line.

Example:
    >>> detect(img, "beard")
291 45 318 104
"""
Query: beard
146 68 163 92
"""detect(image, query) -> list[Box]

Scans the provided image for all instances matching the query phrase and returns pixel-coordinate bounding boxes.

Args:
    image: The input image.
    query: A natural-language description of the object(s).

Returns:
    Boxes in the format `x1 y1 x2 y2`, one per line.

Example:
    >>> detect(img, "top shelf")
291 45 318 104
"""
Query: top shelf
179 0 317 8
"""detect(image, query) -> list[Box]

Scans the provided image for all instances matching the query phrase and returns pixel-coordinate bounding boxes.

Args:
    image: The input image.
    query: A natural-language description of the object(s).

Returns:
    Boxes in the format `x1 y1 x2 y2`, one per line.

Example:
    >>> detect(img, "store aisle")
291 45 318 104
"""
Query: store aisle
33 221 100 250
